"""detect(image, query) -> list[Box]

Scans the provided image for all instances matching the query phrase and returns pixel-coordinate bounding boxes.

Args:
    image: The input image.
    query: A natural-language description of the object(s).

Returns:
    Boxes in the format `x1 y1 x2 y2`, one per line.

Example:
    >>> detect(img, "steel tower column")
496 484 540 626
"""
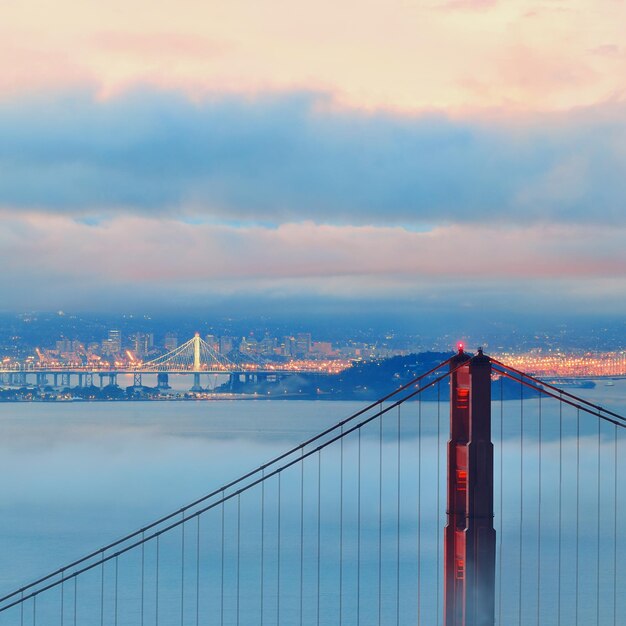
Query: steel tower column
193 333 201 372
444 347 495 626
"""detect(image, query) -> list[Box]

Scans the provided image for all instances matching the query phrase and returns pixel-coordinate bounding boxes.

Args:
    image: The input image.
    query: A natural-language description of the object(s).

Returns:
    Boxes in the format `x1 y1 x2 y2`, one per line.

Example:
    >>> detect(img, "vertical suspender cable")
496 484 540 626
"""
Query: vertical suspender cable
537 394 542 625
614 425 618 626
300 452 304 626
340 427 344 626
396 405 401 626
597 417 601 626
277 475 280 626
357 427 361 626
237 494 241 626
317 451 321 626
74 576 77 626
499 377 504 625
196 516 200 626
261 472 265 626
181 515 185 626
221 494 225 626
558 397 563 626
156 536 160 626
379 404 383 626
114 556 118 626
518 380 523 626
61 573 64 626
417 395 422 626
141 532 145 626
100 555 104 626
436 380 441 626
576 409 580 626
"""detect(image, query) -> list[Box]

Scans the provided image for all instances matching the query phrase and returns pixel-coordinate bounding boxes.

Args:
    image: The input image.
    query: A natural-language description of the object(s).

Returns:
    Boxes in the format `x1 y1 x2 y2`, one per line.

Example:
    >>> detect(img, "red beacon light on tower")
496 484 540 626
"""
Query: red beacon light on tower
457 342 464 354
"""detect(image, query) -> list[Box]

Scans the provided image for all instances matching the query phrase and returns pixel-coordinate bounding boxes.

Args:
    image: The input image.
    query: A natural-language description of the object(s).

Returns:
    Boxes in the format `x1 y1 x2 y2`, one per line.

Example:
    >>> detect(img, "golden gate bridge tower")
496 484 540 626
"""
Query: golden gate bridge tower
445 347 496 626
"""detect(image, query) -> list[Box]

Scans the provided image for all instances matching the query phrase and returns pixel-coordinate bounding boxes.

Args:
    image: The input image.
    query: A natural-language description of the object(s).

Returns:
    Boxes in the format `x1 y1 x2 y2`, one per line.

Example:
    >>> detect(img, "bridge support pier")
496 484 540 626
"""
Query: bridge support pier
62 373 71 388
157 373 170 389
190 373 204 392
229 373 240 391
53 373 59 387
11 373 26 386
444 347 496 626
36 373 48 387
85 373 93 388
133 373 142 387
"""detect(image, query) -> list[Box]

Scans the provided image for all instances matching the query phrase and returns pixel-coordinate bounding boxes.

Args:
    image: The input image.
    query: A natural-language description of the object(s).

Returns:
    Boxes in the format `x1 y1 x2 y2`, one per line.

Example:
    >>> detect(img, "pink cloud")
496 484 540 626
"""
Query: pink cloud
94 32 225 58
0 39 94 96
1 210 625 311
0 0 624 112
439 0 497 11
590 44 625 58
2 212 624 287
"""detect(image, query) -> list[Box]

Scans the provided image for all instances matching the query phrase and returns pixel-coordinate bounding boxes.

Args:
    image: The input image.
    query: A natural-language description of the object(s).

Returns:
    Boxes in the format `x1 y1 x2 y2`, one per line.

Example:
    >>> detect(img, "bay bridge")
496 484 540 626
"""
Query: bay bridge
0 334 342 392
1 346 625 625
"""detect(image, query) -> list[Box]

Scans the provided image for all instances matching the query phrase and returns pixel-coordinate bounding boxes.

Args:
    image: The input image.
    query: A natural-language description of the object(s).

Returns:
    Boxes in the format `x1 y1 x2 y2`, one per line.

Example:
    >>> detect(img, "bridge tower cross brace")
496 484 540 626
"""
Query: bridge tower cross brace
444 347 496 626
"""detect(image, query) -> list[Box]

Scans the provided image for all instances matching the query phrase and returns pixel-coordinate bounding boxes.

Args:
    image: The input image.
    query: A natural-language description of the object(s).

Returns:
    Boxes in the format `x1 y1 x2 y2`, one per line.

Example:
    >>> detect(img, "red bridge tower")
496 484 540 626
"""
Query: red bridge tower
444 346 496 626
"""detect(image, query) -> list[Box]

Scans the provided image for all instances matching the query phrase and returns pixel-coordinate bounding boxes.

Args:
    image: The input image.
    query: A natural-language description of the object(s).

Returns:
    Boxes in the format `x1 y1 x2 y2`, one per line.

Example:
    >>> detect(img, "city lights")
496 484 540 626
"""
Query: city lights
493 352 626 378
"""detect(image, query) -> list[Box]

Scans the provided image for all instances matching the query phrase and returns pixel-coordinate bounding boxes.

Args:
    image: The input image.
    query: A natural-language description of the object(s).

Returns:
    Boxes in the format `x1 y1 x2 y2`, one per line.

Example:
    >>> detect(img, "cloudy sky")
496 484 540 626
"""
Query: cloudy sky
1 0 625 319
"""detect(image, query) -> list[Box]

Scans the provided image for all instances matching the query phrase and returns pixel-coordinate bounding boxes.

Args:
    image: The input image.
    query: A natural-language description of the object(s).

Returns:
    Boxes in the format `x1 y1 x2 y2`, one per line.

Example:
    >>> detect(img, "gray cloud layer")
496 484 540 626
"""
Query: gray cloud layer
0 89 624 225
1 211 625 313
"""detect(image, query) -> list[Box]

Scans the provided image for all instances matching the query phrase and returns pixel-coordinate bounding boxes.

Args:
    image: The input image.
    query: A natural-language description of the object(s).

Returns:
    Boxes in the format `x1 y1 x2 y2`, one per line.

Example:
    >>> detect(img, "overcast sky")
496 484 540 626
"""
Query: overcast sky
0 0 625 320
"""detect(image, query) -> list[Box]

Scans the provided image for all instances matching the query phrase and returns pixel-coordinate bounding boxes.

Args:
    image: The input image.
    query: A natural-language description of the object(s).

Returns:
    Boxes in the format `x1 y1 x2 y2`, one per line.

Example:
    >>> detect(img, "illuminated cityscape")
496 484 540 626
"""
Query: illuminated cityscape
2 328 377 372
1 315 625 402
12 337 626 380
494 351 626 379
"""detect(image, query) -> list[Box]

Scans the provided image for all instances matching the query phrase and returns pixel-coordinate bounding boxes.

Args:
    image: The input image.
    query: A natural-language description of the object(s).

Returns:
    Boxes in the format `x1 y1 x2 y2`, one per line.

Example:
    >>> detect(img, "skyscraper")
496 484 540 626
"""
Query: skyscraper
108 330 122 354
164 332 178 352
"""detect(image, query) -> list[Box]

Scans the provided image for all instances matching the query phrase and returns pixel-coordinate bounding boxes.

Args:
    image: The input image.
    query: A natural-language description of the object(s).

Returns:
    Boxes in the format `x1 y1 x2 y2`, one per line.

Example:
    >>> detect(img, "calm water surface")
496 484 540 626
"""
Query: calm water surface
0 400 355 588
0 381 625 625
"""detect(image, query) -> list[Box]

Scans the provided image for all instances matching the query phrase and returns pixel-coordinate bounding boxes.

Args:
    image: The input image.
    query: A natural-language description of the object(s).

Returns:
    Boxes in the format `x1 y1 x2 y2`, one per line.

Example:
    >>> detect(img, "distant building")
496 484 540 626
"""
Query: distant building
164 332 178 352
281 336 296 357
108 330 122 354
295 333 312 356
101 340 116 356
205 335 219 352
239 336 258 355
56 338 72 353
311 341 334 356
219 336 234 354
100 330 122 356
258 334 277 355
132 332 154 357
54 338 84 359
